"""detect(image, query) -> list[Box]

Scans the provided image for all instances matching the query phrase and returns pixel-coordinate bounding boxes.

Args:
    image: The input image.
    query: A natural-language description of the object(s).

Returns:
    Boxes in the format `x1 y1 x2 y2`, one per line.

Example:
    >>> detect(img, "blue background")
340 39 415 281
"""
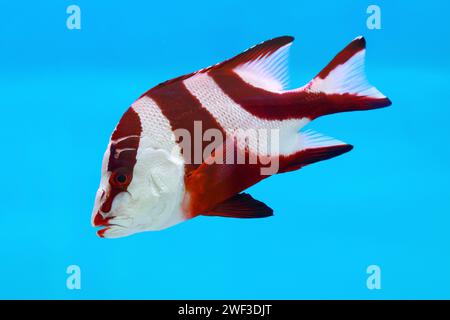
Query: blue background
1 0 449 299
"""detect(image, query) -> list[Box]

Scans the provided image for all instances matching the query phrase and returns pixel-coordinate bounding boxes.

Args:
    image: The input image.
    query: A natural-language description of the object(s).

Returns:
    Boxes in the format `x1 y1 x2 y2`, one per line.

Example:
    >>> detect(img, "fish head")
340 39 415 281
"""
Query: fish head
91 108 186 238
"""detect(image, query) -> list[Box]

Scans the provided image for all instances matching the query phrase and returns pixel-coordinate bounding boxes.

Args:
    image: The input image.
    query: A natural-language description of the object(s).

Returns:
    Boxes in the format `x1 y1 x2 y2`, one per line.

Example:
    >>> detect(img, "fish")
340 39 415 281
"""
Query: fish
91 36 391 238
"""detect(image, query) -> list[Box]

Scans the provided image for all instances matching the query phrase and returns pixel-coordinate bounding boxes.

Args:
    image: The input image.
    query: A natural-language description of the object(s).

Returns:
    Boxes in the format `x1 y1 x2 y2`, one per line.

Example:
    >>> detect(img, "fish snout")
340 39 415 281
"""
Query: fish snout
92 210 111 227
92 211 115 237
93 212 135 238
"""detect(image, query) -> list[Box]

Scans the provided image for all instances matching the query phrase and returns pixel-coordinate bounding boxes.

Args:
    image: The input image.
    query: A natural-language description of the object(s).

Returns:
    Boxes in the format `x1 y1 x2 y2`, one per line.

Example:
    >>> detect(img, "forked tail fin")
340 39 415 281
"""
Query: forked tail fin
304 36 391 118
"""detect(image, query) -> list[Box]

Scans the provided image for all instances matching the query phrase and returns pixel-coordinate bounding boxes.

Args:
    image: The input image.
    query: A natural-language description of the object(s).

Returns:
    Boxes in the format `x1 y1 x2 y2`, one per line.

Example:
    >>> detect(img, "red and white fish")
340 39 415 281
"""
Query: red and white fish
91 36 391 238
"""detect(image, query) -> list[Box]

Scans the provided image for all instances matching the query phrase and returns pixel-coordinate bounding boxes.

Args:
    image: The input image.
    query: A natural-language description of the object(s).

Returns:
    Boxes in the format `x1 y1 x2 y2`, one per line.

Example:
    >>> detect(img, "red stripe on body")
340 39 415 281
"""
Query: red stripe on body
146 81 226 174
98 108 142 215
108 108 141 172
210 70 316 120
209 70 390 120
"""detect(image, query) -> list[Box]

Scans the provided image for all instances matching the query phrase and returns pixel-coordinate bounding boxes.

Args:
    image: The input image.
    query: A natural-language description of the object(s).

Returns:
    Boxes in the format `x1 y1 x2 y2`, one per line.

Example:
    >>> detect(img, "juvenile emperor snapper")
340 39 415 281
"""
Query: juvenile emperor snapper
91 36 391 238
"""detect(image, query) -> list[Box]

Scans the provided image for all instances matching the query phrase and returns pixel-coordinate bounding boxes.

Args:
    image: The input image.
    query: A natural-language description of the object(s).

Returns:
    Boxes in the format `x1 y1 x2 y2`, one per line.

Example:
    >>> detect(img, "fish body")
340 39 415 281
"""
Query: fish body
91 36 391 238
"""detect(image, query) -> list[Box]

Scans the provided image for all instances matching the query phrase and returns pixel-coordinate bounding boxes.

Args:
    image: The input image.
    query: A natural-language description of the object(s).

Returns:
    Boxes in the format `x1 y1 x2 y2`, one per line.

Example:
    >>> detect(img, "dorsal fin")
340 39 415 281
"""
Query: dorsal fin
149 36 294 92
213 36 294 70
208 36 294 91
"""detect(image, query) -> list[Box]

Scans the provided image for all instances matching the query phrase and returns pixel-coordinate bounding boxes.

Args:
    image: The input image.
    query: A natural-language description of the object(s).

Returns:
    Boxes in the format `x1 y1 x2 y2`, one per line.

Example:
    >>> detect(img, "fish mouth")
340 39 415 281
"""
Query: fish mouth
92 210 133 238
93 211 110 226
92 211 113 237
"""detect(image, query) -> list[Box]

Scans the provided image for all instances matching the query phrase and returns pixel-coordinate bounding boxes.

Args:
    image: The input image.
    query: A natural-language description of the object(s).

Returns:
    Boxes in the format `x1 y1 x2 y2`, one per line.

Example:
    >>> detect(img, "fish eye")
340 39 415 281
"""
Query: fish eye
116 174 127 184
110 170 130 188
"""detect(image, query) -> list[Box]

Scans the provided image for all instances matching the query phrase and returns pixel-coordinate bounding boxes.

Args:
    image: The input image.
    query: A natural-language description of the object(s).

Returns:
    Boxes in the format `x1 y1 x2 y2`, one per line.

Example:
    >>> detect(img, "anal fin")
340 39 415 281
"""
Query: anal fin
279 130 353 173
202 193 273 219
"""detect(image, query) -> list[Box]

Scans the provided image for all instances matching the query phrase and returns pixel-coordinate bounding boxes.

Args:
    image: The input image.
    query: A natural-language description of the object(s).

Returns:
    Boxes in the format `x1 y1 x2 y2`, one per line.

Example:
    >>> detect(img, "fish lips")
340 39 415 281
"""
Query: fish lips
92 211 112 237
93 211 111 227
92 210 136 238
